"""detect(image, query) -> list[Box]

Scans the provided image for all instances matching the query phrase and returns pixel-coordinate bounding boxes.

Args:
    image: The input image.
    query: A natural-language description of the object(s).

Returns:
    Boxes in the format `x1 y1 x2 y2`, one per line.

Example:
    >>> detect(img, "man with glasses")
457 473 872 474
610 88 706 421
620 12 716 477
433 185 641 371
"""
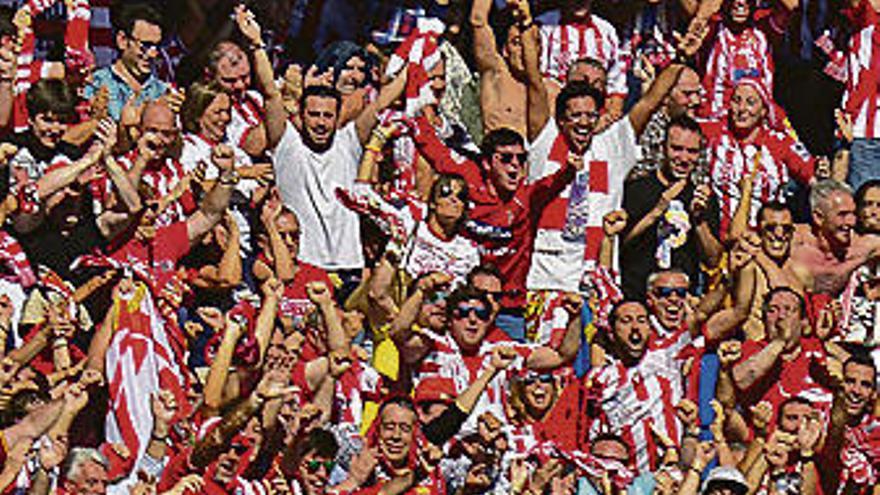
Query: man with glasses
621 114 721 300
413 122 584 341
85 3 168 122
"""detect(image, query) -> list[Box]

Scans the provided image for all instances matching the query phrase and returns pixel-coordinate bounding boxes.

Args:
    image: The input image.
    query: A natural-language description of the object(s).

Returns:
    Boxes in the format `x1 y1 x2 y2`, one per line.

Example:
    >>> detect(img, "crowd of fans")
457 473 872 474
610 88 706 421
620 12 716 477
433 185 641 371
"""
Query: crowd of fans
0 0 878 493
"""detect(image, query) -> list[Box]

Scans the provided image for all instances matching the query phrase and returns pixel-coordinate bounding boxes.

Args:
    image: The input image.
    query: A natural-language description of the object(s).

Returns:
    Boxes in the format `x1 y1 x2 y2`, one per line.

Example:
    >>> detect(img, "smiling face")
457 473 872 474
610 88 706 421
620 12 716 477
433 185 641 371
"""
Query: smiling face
612 302 651 363
140 102 178 159
842 361 876 418
559 94 600 154
198 92 232 143
118 20 162 80
815 190 857 248
378 403 416 467
31 112 70 149
66 460 108 495
450 298 491 353
729 0 752 24
729 84 766 132
758 208 794 262
297 451 334 495
302 95 338 152
663 126 701 181
521 373 557 418
858 186 880 234
646 272 689 331
486 143 526 195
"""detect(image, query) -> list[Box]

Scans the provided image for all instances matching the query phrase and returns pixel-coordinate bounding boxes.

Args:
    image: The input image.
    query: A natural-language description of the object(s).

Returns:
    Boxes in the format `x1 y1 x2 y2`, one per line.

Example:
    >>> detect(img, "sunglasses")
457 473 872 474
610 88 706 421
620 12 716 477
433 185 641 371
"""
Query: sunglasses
522 374 554 386
761 223 795 237
476 288 508 300
495 151 527 165
438 183 467 202
652 287 688 299
306 459 335 473
453 304 491 321
230 442 249 455
425 290 448 305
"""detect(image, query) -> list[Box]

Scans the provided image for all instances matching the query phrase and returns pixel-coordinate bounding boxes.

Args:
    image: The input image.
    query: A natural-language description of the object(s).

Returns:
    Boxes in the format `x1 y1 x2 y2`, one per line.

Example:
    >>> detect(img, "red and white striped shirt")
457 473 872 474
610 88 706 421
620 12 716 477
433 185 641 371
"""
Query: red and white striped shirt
704 119 814 238
585 328 692 473
112 150 193 226
702 26 774 118
525 119 638 293
539 16 627 96
843 25 880 139
228 90 265 152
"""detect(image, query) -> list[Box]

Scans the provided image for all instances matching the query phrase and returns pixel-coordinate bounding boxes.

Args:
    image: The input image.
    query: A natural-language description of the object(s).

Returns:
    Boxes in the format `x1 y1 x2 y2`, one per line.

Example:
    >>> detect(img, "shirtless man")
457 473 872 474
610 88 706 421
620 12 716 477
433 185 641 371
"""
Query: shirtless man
470 0 531 136
791 180 880 295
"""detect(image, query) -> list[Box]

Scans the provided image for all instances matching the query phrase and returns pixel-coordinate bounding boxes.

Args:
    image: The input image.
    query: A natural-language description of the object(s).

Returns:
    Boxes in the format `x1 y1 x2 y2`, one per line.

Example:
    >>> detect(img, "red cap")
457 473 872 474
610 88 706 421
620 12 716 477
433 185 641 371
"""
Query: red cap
414 377 456 404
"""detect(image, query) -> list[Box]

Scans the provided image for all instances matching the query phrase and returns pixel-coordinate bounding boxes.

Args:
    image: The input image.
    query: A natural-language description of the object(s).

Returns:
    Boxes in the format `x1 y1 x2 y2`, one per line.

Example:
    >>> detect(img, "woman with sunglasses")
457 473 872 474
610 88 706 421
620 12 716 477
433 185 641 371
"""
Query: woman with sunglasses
402 174 479 286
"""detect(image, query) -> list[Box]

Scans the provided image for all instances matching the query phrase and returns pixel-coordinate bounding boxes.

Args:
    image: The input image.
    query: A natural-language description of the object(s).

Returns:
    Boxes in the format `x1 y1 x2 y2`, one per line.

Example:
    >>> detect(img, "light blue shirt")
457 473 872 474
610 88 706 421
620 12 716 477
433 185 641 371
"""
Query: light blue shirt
84 66 169 121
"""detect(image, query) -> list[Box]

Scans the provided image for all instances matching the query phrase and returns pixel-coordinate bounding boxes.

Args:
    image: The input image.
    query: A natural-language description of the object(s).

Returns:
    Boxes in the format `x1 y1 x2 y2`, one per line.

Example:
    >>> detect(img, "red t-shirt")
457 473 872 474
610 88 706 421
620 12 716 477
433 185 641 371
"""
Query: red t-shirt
413 117 574 308
738 337 832 413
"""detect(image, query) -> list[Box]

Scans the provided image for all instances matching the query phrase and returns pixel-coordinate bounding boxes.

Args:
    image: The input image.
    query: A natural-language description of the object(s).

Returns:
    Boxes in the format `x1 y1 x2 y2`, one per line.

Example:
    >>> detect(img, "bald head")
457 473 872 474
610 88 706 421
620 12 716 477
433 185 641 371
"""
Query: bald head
210 41 251 98
140 100 175 128
668 67 702 118
139 100 178 159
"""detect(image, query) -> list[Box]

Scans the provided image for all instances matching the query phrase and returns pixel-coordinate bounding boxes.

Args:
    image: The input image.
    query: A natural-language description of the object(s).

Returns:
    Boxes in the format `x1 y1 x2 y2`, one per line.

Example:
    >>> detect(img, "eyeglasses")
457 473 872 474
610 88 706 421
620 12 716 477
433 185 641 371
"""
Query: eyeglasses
129 35 160 53
761 223 795 237
306 459 335 473
495 151 527 165
476 288 506 300
522 374 553 386
453 304 491 321
652 287 688 299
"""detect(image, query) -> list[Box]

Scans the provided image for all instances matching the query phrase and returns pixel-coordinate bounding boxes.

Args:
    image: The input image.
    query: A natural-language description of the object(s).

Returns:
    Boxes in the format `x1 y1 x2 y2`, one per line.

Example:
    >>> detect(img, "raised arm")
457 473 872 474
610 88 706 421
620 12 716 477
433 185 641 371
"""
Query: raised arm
517 0 549 142
628 63 685 136
186 144 235 246
470 0 505 74
526 295 583 371
235 5 273 156
355 68 408 144
731 339 785 391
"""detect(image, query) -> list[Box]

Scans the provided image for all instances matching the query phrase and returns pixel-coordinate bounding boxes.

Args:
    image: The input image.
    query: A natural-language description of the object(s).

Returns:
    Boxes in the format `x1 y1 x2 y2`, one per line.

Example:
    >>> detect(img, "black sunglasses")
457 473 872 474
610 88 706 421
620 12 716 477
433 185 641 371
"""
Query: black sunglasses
522 374 554 386
495 151 527 165
652 287 688 299
438 183 467 202
453 304 491 321
306 459 335 473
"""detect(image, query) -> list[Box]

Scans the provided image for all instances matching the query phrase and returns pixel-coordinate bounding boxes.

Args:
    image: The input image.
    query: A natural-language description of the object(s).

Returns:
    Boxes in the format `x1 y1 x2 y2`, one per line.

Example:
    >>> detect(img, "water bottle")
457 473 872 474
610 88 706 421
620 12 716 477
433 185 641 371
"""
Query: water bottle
562 168 590 242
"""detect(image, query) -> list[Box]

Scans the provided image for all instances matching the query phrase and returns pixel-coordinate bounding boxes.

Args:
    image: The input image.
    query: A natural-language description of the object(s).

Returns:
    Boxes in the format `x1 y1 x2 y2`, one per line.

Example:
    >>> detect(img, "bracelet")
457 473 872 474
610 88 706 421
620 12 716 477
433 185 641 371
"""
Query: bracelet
151 432 169 443
52 338 68 349
219 170 240 186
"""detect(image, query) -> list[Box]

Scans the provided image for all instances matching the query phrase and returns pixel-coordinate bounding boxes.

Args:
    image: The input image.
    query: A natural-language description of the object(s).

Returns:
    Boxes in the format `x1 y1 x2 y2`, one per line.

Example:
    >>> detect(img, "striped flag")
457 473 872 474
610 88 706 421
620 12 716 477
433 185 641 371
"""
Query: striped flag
104 281 187 479
384 17 444 117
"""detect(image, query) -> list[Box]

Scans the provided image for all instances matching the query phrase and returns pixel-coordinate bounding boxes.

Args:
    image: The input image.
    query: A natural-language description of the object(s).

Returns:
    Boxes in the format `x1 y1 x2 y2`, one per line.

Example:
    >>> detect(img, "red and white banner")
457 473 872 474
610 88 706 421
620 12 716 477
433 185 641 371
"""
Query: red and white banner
105 282 186 477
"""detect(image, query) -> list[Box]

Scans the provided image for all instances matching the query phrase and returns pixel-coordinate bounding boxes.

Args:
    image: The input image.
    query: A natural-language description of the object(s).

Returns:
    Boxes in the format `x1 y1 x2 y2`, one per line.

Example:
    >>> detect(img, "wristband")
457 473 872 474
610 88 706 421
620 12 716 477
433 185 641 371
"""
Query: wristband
219 170 240 186
151 432 169 442
53 338 68 349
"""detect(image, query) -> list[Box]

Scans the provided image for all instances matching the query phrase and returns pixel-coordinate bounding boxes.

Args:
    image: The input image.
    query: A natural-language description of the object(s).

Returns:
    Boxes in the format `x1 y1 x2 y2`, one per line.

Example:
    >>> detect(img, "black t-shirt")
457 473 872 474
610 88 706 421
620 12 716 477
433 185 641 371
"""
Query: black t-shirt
620 173 720 299
17 192 105 282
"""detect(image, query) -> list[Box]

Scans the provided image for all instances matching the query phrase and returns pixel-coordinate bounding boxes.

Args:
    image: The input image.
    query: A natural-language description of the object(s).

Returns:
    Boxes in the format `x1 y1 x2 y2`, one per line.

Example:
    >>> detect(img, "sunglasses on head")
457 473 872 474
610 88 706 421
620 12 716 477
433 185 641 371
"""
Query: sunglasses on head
438 183 467 201
652 287 688 299
306 459 335 473
522 374 554 386
495 151 527 165
454 304 491 321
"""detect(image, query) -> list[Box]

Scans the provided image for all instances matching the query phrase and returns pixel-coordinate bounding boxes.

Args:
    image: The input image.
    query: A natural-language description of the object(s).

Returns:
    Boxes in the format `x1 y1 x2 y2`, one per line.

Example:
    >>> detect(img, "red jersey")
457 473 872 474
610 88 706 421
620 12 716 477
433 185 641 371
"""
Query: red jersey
413 117 575 308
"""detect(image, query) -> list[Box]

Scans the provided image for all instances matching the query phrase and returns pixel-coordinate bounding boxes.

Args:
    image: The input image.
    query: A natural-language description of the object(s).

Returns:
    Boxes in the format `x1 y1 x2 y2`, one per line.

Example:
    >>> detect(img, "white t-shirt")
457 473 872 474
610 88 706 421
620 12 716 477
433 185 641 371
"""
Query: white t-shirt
525 118 637 292
272 122 364 270
403 222 480 284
